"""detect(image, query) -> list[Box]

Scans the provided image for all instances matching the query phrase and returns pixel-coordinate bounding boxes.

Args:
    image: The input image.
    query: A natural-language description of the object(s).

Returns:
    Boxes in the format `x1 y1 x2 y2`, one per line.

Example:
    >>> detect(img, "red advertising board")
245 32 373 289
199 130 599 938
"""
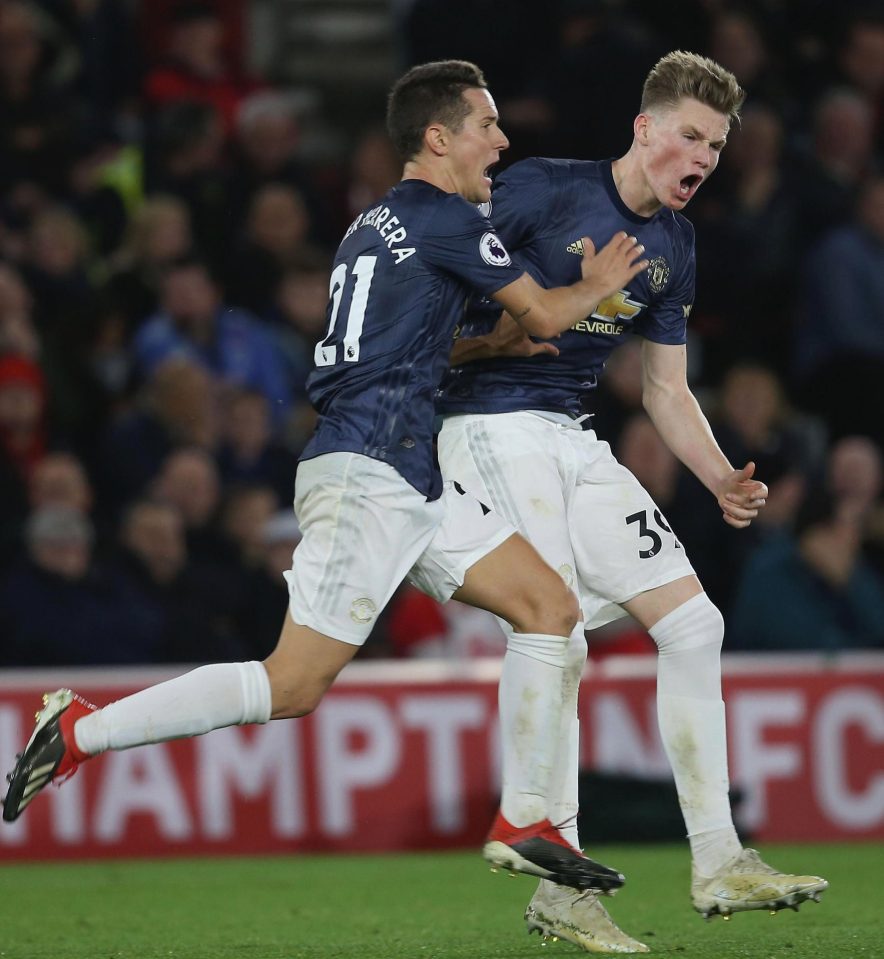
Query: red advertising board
0 654 881 861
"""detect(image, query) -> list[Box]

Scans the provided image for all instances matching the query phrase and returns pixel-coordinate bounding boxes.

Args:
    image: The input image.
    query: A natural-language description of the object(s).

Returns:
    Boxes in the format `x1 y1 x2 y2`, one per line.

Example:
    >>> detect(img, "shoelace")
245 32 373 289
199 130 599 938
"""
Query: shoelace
552 812 579 833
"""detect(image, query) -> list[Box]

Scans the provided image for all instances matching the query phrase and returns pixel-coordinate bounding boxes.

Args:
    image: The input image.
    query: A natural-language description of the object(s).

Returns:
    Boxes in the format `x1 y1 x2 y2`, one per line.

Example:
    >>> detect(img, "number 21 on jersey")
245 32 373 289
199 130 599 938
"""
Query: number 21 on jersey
314 255 377 366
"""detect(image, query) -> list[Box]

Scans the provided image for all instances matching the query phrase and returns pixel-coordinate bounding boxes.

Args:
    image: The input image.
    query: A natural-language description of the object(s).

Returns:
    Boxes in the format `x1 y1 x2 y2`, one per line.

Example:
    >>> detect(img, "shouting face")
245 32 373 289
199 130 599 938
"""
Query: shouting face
637 97 730 212
445 87 510 204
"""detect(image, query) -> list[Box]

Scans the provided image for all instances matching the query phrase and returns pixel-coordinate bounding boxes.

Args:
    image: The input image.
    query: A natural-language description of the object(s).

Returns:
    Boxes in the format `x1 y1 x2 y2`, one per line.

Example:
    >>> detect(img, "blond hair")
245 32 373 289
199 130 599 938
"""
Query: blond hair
641 51 744 124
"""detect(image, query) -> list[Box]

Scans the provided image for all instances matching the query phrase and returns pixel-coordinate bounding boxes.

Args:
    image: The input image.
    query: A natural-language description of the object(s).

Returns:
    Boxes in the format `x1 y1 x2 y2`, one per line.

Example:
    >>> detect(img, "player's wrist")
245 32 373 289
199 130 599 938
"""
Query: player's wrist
576 275 609 310
451 334 495 365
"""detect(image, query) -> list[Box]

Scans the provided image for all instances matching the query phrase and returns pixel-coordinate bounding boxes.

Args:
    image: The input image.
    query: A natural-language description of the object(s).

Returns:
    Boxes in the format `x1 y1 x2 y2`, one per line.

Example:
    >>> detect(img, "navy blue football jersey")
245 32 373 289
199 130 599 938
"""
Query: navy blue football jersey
301 179 524 499
437 158 695 416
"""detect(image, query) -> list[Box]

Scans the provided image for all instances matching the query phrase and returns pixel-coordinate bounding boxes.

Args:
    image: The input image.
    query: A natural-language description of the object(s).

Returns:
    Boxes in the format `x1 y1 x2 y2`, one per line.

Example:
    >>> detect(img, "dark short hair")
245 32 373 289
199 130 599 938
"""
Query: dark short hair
386 60 488 162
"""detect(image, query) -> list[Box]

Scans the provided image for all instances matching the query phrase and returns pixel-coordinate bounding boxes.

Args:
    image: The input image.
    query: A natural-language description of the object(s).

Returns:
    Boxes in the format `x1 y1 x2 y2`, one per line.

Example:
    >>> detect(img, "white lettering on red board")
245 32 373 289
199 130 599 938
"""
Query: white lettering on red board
0 673 881 851
400 694 486 832
814 687 884 829
197 722 304 838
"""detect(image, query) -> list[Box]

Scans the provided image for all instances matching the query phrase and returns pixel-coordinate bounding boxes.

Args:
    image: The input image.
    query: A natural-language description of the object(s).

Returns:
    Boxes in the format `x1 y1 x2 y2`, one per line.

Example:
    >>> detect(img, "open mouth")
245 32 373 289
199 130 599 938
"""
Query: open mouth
679 174 702 197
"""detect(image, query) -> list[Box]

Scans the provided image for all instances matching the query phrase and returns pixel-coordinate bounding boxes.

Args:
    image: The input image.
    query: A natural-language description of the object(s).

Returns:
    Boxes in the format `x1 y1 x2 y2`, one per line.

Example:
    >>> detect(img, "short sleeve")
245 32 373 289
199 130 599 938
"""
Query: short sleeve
635 220 695 345
421 197 524 297
488 158 554 249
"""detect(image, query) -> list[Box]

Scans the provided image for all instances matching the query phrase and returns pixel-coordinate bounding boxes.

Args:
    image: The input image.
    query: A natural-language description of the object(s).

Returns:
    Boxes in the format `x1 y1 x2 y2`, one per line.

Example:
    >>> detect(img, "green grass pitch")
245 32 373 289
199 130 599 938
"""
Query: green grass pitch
0 843 880 958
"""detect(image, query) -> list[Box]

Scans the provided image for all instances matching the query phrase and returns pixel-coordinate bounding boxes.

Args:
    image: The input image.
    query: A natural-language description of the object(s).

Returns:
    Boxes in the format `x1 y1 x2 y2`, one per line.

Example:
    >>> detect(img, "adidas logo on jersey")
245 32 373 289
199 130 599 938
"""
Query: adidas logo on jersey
566 239 585 255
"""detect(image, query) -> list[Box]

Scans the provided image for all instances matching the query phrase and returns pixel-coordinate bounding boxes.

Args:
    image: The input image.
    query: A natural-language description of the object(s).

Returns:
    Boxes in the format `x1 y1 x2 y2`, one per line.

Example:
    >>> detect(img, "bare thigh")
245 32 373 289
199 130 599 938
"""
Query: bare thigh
622 574 704 629
453 532 579 637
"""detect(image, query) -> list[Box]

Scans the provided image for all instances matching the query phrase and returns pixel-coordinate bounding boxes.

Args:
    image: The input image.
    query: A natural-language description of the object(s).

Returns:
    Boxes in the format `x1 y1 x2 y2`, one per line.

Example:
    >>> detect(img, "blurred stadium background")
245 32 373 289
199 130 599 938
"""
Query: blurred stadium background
0 0 881 914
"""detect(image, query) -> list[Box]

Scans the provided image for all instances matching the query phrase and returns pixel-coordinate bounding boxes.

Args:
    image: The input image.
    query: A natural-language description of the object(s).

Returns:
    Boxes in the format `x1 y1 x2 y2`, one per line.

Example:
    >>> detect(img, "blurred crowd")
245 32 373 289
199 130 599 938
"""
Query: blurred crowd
1 0 883 667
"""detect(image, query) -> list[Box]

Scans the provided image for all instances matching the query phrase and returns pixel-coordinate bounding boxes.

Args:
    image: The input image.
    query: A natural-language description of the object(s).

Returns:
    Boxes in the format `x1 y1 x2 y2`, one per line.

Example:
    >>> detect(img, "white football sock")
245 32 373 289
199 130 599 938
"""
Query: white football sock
546 626 587 850
650 593 742 876
73 661 272 756
498 631 568 827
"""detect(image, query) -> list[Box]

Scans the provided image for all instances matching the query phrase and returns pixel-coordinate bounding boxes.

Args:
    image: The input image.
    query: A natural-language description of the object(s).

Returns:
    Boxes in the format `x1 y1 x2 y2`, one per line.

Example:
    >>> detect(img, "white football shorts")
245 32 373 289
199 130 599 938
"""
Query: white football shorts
284 451 515 645
437 412 696 629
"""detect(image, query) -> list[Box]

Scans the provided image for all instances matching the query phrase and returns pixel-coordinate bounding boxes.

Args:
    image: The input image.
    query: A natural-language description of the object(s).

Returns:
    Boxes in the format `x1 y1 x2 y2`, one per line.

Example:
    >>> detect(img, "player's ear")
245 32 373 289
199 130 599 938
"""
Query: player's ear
635 113 651 145
425 123 448 156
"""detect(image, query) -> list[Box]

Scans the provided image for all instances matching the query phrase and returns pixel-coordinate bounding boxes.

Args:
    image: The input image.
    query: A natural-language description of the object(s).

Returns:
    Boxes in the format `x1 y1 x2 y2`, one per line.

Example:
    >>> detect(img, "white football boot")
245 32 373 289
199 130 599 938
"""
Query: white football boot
691 847 828 919
525 880 650 954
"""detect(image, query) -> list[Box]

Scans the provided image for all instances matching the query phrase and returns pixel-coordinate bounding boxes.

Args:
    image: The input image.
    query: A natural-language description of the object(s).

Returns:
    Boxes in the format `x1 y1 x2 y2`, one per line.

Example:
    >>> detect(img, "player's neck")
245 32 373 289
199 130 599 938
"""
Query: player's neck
611 150 662 219
401 159 458 196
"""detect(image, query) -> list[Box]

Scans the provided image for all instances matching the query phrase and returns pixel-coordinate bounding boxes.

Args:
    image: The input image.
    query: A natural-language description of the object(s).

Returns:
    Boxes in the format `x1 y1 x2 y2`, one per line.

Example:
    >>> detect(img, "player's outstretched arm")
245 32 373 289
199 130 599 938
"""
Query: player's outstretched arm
449 311 561 366
640 339 768 528
491 233 647 339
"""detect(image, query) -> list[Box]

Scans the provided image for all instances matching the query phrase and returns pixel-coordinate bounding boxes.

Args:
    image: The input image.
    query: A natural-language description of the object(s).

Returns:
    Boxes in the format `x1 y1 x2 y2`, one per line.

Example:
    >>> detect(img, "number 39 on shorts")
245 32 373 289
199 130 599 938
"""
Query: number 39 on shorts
625 509 681 559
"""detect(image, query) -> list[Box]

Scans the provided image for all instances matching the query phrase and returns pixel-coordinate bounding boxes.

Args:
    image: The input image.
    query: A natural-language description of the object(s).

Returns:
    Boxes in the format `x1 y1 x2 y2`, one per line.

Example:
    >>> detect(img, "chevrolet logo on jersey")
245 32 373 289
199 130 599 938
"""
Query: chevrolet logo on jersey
572 318 626 335
570 290 644 334
592 289 646 322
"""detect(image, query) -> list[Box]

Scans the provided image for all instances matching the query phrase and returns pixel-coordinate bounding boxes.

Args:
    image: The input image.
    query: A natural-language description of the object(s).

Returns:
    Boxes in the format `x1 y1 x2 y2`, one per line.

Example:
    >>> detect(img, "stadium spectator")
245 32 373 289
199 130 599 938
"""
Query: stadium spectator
113 496 246 663
233 509 302 660
833 11 884 152
19 205 110 448
149 443 252 651
216 387 298 506
119 497 187 589
268 254 332 408
0 0 80 195
66 138 133 258
133 256 292 425
226 182 318 317
691 103 800 373
0 352 46 481
710 363 819 530
729 492 884 651
106 194 194 331
0 505 163 665
151 446 223 558
146 100 229 269
230 90 329 242
792 172 884 447
219 482 279 568
96 357 220 514
28 450 93 515
792 88 876 247
827 434 883 520
0 262 39 359
707 10 778 106
143 0 258 139
345 126 402 223
45 0 140 142
825 434 884 579
21 206 95 334
536 0 660 161
401 0 559 160
0 352 46 564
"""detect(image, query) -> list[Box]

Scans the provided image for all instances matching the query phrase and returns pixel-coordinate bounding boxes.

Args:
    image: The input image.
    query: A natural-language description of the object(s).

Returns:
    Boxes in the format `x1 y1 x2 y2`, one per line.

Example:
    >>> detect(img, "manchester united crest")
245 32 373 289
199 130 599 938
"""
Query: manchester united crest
647 256 671 293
